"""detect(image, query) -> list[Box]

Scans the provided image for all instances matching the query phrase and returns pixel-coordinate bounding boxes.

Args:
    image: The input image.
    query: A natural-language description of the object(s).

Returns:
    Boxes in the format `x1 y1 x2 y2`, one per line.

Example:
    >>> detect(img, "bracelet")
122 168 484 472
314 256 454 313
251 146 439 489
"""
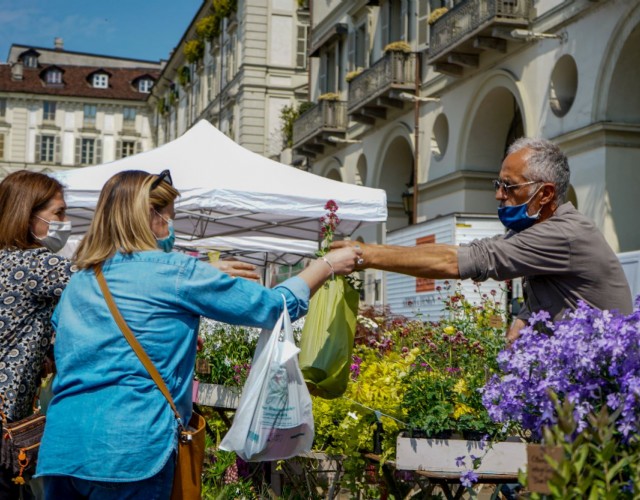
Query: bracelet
321 257 335 280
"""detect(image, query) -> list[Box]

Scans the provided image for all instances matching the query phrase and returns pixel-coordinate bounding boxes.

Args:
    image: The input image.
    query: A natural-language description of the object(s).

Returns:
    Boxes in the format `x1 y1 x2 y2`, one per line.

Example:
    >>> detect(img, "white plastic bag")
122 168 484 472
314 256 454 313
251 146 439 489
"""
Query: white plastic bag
219 298 314 461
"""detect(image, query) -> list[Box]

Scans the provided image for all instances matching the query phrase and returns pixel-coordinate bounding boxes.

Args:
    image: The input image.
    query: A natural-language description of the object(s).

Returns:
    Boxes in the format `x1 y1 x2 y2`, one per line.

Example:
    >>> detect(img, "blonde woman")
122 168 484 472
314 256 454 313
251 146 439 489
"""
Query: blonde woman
36 170 360 499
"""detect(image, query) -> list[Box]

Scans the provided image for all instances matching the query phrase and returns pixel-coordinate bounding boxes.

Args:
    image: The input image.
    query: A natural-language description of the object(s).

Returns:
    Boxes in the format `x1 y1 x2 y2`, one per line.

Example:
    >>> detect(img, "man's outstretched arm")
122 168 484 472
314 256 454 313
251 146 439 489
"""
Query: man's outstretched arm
330 240 460 279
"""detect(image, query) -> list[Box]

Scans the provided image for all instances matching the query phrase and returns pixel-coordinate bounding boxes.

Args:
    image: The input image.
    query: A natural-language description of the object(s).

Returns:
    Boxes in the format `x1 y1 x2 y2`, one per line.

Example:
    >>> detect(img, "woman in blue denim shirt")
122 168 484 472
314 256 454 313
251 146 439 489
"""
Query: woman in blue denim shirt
36 170 360 499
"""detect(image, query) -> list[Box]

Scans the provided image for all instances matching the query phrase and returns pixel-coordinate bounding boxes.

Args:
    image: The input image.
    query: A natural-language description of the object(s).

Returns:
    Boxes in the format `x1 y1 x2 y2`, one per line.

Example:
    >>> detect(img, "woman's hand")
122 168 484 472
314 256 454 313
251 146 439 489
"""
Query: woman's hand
322 246 363 275
297 246 363 296
211 259 260 281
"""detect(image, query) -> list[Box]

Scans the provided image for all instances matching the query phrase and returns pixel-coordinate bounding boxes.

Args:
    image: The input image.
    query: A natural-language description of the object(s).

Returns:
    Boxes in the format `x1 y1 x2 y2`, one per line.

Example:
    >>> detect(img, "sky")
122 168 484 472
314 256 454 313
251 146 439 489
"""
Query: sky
0 0 205 63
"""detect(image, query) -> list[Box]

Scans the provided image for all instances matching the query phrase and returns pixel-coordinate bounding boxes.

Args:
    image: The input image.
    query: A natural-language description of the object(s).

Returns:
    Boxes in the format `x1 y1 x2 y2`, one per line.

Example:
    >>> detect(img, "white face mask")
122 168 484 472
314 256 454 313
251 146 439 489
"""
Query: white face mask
33 216 72 253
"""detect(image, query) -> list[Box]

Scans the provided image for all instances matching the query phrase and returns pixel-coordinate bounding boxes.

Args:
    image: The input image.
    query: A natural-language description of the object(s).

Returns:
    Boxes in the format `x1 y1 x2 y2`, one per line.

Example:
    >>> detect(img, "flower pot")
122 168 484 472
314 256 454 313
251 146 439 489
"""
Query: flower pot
462 430 486 441
395 434 527 475
196 383 240 409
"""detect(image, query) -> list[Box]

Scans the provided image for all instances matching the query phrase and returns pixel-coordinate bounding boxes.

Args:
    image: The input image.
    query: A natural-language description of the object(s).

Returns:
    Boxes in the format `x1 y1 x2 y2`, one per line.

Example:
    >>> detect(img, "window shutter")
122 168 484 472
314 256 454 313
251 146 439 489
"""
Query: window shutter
365 15 372 67
135 141 142 155
381 1 390 47
347 27 355 71
75 138 81 165
401 0 408 42
54 136 61 163
418 0 429 48
35 135 41 162
115 140 122 160
96 139 102 164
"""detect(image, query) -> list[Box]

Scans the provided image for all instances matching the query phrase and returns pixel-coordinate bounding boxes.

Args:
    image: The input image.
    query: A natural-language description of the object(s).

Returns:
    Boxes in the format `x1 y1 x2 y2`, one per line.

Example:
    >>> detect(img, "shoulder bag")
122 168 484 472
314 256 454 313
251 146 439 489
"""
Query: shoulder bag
0 393 45 485
95 265 205 500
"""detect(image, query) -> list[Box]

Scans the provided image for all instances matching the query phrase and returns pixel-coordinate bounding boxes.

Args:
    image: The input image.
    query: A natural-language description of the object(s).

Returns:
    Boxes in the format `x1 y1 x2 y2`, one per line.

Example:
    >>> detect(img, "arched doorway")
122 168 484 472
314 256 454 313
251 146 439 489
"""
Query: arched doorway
602 19 640 251
465 88 524 172
378 135 414 231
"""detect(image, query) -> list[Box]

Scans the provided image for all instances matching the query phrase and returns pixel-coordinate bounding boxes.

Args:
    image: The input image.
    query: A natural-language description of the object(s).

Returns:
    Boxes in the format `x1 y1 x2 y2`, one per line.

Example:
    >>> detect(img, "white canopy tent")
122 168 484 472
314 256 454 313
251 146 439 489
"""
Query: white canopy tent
177 235 318 267
54 120 387 246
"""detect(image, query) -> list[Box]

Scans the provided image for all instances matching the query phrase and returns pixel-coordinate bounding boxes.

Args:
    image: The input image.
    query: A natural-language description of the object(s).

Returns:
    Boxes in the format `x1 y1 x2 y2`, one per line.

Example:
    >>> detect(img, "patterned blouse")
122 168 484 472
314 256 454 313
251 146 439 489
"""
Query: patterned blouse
0 248 76 421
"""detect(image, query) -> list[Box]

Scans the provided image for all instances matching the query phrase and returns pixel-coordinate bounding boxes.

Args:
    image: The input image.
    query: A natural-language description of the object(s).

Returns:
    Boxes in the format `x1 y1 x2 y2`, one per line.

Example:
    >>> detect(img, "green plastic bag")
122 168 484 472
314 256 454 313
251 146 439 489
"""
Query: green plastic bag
299 276 359 399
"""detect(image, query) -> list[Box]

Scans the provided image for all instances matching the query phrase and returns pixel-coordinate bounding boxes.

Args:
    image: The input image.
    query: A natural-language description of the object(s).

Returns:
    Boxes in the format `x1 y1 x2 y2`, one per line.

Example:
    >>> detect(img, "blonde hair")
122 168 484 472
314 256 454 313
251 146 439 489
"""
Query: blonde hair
74 170 179 269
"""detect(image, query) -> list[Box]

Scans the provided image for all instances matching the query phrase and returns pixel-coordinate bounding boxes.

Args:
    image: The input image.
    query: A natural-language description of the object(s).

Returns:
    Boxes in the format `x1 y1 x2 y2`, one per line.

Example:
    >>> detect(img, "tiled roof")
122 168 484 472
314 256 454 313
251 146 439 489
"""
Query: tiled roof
0 64 159 101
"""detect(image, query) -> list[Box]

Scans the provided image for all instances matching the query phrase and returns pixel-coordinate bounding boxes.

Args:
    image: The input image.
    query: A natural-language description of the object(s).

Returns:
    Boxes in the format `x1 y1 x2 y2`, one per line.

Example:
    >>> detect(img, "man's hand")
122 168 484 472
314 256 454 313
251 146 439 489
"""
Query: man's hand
330 241 367 269
211 259 260 281
506 318 526 347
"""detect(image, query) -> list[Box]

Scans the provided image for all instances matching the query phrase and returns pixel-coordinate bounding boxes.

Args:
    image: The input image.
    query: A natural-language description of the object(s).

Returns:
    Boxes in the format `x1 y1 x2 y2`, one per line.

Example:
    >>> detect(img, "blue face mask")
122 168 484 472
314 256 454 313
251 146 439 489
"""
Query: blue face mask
497 186 542 232
156 217 175 253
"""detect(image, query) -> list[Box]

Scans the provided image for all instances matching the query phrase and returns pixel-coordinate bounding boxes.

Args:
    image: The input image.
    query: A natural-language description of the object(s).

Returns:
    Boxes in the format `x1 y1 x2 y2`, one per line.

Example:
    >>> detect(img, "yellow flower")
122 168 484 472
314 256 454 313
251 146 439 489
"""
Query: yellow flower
453 403 475 419
443 325 455 335
453 378 468 395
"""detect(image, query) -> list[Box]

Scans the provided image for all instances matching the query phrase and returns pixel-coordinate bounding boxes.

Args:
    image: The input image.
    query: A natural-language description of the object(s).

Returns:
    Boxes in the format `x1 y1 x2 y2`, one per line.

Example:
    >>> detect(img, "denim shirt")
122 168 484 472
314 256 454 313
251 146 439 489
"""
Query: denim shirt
36 250 309 481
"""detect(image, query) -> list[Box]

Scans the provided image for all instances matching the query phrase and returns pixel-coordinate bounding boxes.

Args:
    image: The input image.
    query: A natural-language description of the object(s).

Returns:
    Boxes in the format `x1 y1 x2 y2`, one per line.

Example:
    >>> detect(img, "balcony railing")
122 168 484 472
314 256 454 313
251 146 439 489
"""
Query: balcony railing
292 100 347 151
429 0 531 61
348 51 416 116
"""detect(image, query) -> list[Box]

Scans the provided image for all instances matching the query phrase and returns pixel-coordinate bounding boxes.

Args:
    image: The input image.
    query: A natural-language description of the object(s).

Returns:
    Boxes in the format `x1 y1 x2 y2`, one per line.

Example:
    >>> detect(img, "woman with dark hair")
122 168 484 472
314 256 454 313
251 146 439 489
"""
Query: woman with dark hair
0 170 75 498
36 170 361 499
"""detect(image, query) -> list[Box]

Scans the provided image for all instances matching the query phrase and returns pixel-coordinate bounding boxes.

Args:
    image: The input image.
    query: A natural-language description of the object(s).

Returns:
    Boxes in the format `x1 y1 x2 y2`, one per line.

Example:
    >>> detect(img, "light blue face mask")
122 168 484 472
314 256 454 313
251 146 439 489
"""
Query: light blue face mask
497 185 543 233
155 212 175 252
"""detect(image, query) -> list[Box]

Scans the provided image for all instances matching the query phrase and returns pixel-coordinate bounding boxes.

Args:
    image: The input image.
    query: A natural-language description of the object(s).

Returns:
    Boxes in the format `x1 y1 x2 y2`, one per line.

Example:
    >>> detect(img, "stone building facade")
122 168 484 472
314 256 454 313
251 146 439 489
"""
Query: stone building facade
0 40 162 178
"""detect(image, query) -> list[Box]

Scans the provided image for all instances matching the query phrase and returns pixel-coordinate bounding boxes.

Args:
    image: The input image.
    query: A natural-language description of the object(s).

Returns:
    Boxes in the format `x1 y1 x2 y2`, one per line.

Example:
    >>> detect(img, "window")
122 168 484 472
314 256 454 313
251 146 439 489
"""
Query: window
121 141 136 158
45 69 62 85
296 24 310 69
0 99 6 118
81 138 95 164
138 78 153 93
75 137 101 165
92 73 108 88
320 42 343 94
0 135 5 160
355 24 367 69
84 104 97 127
123 106 136 125
23 55 38 68
39 135 56 163
43 101 56 122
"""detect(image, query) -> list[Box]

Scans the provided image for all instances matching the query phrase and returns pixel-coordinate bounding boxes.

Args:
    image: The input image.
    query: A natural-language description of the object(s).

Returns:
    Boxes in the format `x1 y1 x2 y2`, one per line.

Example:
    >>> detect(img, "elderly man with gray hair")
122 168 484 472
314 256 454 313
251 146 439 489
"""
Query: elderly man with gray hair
332 137 633 342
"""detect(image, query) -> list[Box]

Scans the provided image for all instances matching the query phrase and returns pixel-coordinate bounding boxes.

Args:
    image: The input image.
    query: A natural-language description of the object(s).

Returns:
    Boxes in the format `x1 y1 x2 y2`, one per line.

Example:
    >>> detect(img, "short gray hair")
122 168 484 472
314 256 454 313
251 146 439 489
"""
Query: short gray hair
507 137 570 203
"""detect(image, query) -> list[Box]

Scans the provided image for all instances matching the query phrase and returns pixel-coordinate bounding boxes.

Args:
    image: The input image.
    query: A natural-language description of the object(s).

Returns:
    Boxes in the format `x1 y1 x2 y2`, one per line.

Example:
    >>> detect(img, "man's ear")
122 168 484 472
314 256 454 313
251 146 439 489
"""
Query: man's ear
539 183 556 206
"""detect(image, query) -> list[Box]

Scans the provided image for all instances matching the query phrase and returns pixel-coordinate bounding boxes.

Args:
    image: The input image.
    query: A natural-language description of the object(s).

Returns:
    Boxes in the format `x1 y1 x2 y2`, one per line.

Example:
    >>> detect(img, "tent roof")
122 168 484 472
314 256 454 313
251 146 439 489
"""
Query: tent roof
55 120 387 242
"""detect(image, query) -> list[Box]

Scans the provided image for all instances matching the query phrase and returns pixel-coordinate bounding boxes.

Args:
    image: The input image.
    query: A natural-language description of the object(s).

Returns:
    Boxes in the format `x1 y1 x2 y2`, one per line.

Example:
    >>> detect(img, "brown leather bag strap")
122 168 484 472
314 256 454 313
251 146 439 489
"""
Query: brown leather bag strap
95 264 182 424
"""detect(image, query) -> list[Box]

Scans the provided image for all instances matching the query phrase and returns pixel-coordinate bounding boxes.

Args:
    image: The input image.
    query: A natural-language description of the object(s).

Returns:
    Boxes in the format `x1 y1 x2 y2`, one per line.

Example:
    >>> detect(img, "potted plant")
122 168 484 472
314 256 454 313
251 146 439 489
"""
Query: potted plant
317 92 340 101
183 39 204 64
383 41 411 54
395 286 527 477
428 7 448 25
345 68 364 83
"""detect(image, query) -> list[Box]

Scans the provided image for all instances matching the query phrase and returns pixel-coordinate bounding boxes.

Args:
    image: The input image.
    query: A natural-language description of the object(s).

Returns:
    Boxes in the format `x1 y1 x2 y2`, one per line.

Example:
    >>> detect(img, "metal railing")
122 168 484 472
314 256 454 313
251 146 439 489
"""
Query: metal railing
292 100 347 147
429 0 531 58
348 52 416 113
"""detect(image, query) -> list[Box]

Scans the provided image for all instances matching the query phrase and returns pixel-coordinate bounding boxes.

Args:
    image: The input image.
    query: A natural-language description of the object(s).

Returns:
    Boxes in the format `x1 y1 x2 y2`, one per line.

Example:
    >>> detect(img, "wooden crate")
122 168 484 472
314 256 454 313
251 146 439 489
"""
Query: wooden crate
396 435 527 476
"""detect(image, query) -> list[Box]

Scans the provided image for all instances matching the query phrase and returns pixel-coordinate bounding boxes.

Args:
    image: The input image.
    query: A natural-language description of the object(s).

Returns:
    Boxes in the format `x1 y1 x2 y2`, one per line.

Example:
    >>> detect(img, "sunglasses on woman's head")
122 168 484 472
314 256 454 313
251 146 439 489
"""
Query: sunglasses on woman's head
150 170 173 191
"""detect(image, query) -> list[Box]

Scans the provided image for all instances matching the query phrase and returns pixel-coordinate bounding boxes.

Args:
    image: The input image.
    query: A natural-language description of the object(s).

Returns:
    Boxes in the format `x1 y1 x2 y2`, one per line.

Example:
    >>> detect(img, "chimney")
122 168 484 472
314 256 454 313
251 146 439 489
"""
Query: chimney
11 61 23 81
54 38 64 51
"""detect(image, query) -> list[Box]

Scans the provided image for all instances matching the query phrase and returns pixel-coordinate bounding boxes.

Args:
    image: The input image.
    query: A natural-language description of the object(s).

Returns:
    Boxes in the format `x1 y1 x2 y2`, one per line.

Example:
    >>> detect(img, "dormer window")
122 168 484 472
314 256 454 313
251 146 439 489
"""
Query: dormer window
138 78 153 93
45 68 63 85
19 49 40 68
23 55 38 68
93 73 109 88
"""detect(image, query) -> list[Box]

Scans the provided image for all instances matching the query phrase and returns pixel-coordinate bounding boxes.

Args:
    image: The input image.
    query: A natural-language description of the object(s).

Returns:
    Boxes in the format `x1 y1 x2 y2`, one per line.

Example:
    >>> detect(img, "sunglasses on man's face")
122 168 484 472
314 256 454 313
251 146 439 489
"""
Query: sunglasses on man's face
150 170 173 191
